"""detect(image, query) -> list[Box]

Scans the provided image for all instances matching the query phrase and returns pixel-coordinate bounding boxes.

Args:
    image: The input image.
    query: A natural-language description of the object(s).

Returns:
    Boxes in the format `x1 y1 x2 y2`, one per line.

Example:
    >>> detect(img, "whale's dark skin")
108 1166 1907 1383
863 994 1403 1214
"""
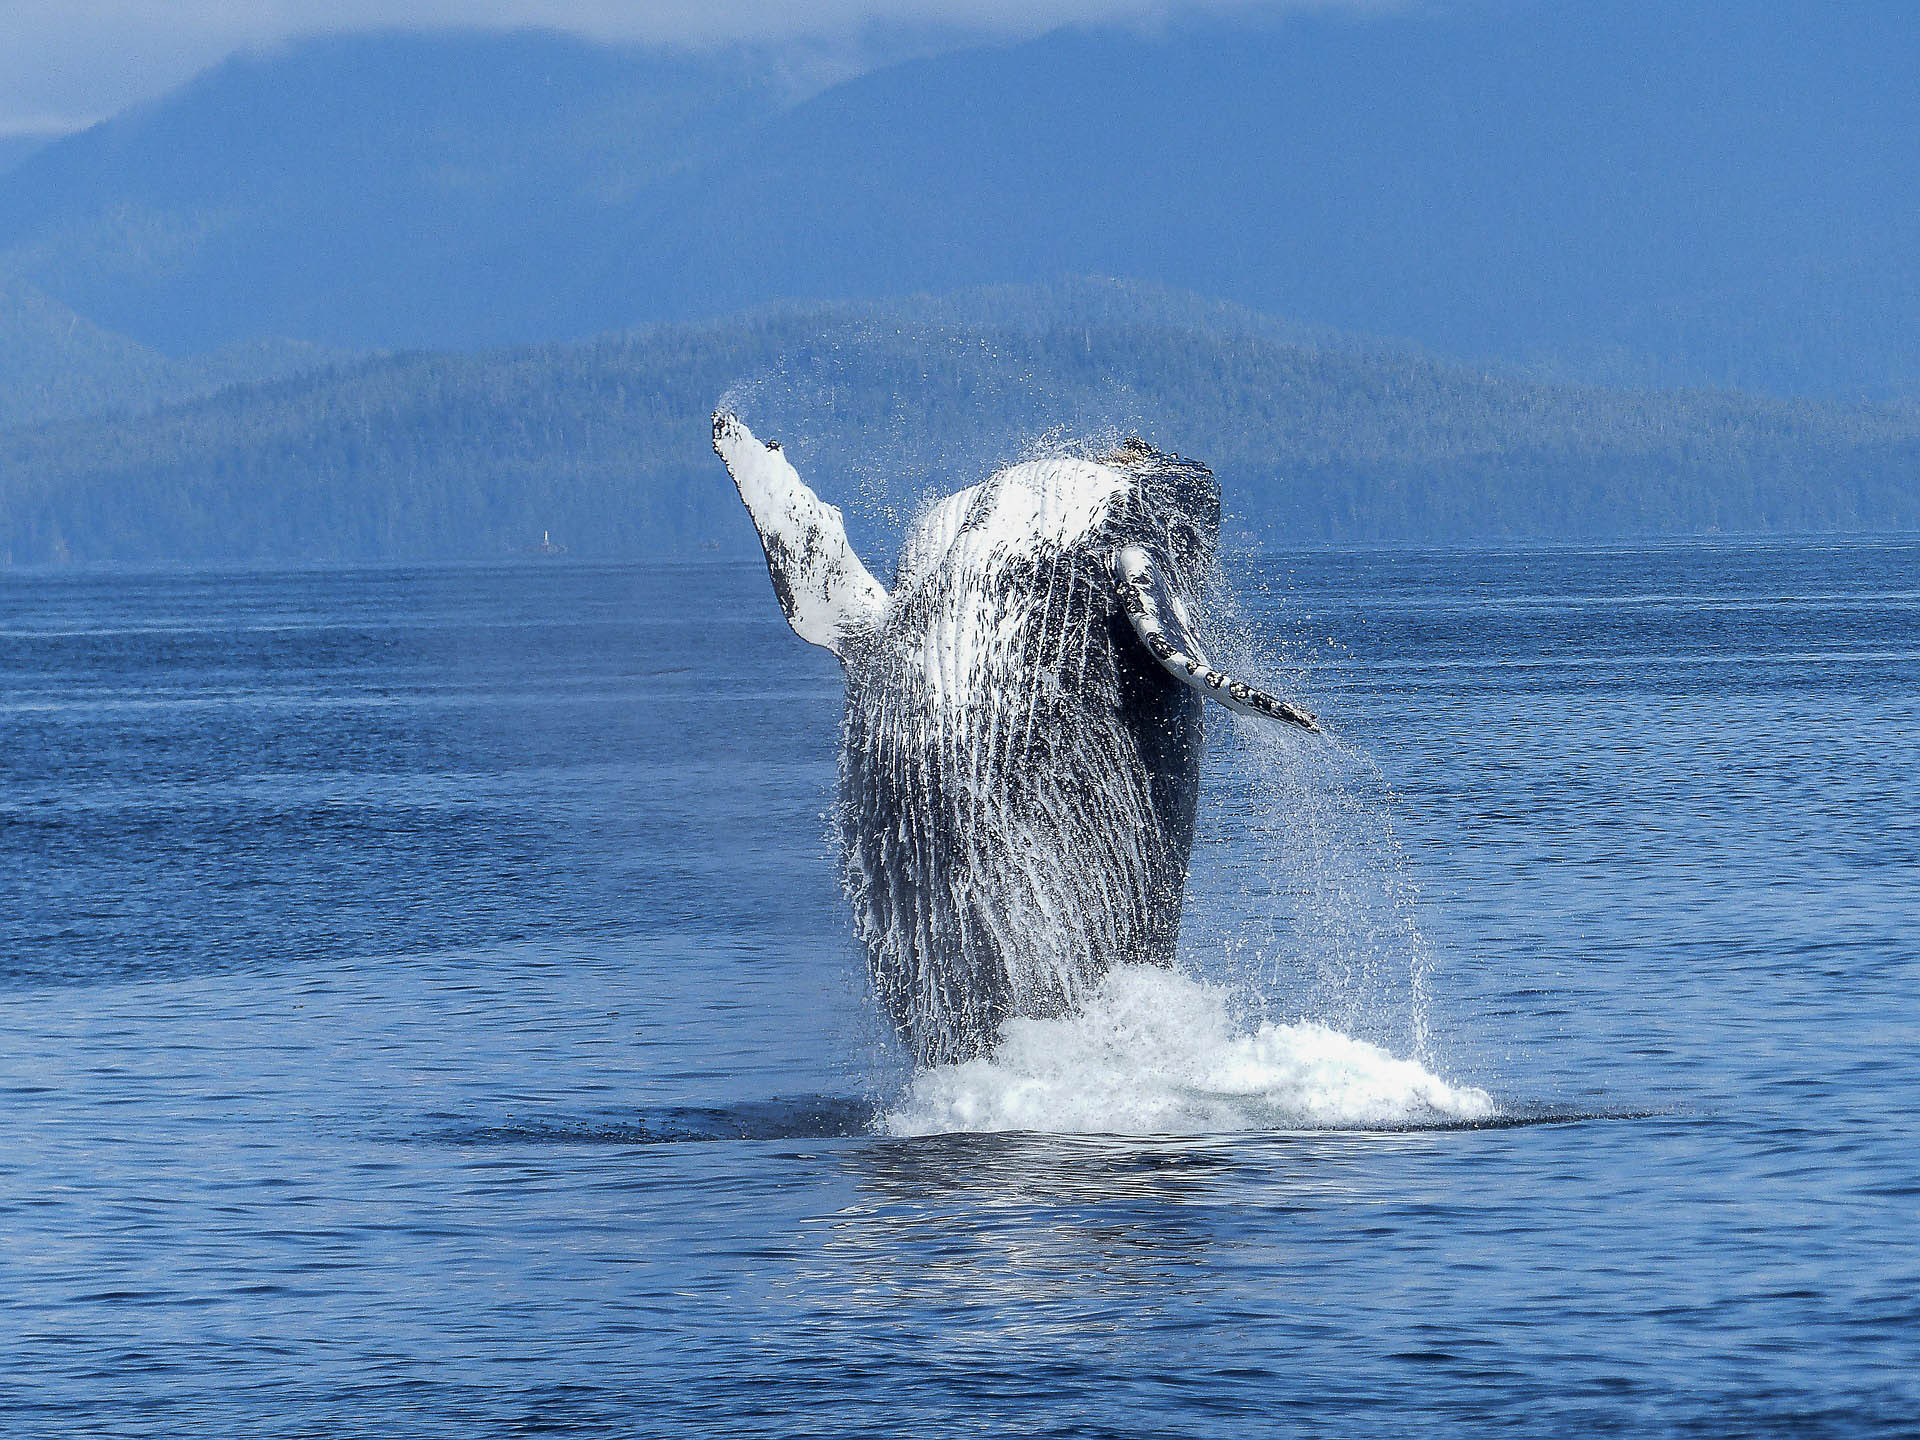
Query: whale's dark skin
713 415 1316 1066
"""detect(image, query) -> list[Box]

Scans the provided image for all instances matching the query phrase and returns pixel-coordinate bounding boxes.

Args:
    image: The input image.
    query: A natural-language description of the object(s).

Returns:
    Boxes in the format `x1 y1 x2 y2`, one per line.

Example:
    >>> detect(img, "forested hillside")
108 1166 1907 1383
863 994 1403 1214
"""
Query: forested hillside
0 135 51 177
5 285 1916 568
0 275 339 430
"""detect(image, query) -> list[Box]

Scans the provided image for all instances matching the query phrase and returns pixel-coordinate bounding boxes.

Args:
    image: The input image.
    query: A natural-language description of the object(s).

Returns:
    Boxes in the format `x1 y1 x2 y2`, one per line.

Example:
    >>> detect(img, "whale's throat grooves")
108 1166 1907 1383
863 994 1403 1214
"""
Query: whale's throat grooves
839 462 1203 1067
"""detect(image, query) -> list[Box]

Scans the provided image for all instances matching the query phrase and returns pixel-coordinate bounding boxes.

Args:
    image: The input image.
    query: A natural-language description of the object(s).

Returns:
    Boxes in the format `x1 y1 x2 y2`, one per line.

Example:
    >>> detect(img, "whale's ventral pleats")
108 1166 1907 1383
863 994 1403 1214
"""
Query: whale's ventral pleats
711 410 1320 1065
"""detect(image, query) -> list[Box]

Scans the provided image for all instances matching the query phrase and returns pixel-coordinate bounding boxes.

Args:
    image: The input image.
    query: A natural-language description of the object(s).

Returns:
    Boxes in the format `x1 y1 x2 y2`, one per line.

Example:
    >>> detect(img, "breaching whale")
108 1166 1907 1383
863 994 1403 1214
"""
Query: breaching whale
713 411 1318 1066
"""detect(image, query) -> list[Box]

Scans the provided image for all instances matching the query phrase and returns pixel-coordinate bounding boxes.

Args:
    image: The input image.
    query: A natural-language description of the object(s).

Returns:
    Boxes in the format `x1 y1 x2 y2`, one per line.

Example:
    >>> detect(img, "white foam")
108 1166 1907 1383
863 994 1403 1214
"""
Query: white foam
881 965 1495 1136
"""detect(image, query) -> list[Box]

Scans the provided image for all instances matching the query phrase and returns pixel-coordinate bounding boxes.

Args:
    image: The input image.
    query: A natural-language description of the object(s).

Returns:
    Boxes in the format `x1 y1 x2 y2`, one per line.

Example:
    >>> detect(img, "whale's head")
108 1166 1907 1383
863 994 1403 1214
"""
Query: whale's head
1095 437 1221 584
710 409 1316 730
886 437 1217 616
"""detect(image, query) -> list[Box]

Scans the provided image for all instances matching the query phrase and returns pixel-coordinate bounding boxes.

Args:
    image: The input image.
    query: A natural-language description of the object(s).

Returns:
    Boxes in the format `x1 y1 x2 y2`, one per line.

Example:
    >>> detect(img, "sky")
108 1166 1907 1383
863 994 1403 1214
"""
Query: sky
0 0 1404 135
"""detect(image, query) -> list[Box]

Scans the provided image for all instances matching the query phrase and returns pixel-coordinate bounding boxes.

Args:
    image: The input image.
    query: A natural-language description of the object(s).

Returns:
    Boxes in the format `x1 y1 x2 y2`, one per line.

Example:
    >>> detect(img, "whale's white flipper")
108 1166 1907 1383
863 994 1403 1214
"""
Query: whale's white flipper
713 411 888 659
1112 544 1319 732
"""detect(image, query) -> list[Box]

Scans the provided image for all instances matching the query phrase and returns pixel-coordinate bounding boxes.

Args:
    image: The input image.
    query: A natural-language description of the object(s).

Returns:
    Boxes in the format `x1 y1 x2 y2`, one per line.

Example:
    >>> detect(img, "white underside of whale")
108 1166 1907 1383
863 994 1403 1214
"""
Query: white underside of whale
896 459 1126 589
897 459 1128 713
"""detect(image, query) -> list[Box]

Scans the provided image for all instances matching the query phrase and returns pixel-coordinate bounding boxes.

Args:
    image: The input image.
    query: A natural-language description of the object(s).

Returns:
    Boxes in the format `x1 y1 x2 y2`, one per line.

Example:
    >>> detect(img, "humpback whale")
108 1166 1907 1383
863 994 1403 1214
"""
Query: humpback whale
714 411 1318 1065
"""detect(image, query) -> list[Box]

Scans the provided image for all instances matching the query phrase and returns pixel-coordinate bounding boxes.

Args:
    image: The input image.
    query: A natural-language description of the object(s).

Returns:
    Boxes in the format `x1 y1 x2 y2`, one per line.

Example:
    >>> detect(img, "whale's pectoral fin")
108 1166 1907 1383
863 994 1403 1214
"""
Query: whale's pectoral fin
713 411 888 659
1112 545 1320 732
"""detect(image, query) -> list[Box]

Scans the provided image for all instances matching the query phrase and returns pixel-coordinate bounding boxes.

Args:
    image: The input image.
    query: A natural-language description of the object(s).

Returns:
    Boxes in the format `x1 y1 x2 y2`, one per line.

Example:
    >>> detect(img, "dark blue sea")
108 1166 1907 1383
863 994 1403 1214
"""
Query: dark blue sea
3 537 1915 1437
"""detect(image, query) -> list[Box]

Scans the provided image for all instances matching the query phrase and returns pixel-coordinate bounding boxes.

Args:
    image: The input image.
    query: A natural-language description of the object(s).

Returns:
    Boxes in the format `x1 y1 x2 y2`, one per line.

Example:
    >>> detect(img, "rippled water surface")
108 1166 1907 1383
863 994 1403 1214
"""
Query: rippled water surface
3 539 1916 1437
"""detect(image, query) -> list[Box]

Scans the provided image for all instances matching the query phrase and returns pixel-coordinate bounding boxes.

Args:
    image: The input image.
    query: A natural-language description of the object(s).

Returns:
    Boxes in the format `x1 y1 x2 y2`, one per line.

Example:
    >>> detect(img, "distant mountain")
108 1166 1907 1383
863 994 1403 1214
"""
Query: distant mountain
0 134 54 177
0 275 342 430
5 283 1916 568
619 1 1920 401
2 7 1917 399
0 30 794 352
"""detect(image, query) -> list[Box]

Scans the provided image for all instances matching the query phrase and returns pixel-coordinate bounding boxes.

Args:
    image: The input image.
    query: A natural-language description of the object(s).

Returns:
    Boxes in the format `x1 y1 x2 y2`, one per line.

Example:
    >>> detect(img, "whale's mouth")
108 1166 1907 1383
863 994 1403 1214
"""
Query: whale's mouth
881 965 1499 1138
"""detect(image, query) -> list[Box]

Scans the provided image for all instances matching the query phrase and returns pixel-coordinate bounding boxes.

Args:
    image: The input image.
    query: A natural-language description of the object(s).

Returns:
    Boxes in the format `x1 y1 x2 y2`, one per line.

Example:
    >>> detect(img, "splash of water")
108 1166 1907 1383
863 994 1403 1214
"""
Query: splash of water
883 965 1494 1137
1183 559 1441 1065
854 529 1483 1129
717 315 1151 564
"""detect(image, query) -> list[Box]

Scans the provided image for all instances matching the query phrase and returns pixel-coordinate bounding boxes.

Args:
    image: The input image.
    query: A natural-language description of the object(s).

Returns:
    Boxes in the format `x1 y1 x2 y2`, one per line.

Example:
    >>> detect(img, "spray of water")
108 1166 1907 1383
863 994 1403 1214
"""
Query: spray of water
717 313 1151 566
883 965 1492 1136
875 700 1485 1138
1191 714 1440 1062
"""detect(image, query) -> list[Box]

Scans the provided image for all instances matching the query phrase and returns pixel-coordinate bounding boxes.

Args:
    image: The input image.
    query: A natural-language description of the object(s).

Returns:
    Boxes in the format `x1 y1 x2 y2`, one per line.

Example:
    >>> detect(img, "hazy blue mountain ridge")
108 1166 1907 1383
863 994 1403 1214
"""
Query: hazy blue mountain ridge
636 3 1920 400
0 31 793 351
3 6 1916 396
0 273 344 430
0 135 54 177
5 285 1916 568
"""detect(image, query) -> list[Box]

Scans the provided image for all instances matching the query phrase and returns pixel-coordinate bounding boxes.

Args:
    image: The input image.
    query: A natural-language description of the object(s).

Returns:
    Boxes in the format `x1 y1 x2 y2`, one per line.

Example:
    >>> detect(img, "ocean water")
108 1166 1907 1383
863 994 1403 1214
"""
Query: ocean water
2 537 1915 1437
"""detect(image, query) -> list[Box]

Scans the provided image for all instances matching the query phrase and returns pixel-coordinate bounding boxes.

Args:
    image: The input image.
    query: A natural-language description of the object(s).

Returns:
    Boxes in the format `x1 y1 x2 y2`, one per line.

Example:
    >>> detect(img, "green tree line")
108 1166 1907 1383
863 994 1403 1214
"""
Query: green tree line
4 289 1918 567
